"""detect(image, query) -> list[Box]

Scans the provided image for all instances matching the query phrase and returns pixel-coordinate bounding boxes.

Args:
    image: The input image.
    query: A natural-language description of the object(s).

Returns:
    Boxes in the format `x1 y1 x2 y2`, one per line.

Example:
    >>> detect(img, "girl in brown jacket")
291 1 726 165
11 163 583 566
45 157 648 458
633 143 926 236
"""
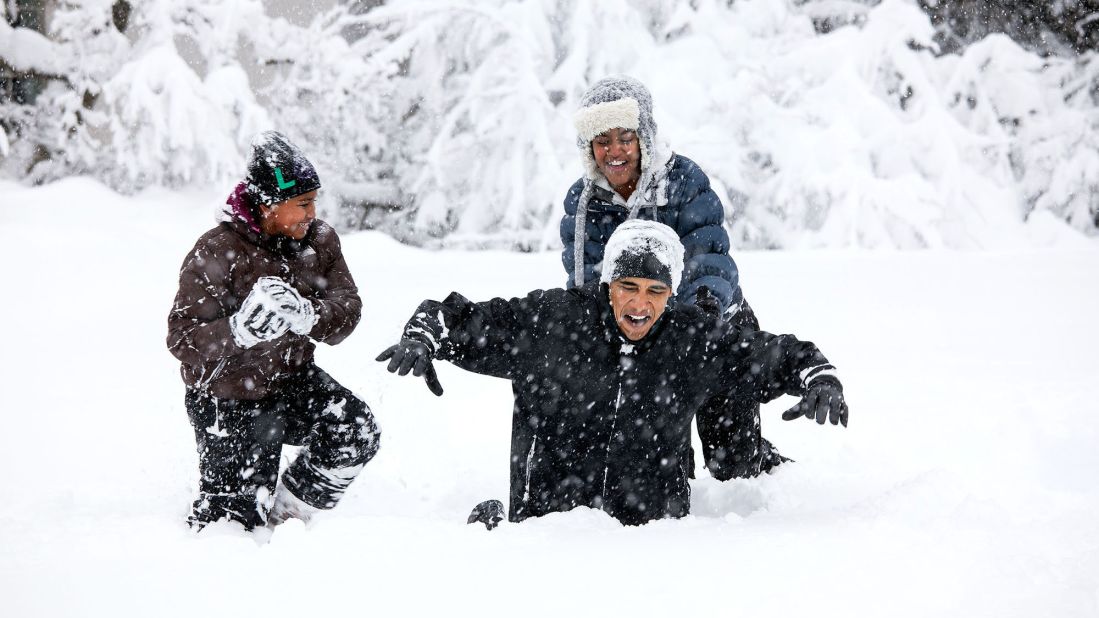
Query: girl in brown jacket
167 132 379 532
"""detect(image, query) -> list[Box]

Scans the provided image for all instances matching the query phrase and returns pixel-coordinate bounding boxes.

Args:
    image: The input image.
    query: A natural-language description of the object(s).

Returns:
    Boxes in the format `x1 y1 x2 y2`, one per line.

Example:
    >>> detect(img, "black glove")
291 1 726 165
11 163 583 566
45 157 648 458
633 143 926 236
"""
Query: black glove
782 378 848 426
467 499 505 530
695 286 721 317
376 337 444 396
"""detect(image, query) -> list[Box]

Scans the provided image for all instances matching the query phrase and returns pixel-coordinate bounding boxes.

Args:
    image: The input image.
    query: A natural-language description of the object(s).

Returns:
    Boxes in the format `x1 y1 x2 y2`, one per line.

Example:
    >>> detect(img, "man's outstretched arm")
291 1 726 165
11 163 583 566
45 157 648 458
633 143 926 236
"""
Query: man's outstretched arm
719 327 849 427
377 289 565 395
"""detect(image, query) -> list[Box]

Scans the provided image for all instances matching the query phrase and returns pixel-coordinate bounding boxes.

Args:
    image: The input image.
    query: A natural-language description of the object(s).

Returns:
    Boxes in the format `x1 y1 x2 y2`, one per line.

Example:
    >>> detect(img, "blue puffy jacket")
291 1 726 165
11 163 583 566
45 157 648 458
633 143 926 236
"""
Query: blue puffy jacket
560 154 743 312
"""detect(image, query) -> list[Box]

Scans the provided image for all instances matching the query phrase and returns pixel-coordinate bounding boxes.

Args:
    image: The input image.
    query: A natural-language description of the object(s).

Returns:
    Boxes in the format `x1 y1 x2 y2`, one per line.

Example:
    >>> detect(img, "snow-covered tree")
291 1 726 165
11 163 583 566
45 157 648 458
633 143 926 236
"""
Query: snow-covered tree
29 0 130 183
1016 51 1099 233
0 1 66 175
334 0 573 247
68 0 274 189
919 0 1099 55
317 0 755 247
2 0 282 188
2 0 1097 247
646 0 1099 247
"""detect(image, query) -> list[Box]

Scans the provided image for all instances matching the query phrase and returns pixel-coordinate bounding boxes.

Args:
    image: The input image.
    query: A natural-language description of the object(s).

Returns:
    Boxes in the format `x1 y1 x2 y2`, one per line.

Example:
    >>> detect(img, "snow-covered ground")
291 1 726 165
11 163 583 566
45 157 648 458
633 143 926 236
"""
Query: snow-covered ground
2 178 1098 617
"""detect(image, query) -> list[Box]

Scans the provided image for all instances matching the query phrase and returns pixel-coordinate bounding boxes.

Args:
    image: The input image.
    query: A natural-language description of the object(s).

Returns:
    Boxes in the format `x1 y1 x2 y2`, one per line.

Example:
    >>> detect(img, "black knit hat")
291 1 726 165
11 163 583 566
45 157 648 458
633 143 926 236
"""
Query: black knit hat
245 131 321 206
600 220 685 290
609 251 674 288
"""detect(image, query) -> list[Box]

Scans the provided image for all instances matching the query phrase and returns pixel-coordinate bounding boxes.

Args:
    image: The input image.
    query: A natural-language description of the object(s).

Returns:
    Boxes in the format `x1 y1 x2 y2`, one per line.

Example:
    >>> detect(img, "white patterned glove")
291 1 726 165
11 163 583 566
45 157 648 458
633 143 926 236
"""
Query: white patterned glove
230 281 291 349
256 277 318 336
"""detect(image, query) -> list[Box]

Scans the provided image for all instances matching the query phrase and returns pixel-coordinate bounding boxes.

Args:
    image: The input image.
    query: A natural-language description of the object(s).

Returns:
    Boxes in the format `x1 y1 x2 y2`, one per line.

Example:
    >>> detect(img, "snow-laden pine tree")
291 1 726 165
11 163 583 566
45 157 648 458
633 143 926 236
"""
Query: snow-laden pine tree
7 0 282 189
651 0 1099 247
356 0 571 248
31 0 131 183
3 0 1097 246
1016 50 1099 233
323 0 1097 248
81 0 274 189
252 4 401 233
919 0 1099 55
702 0 1024 249
315 0 587 248
0 1 68 178
277 0 712 248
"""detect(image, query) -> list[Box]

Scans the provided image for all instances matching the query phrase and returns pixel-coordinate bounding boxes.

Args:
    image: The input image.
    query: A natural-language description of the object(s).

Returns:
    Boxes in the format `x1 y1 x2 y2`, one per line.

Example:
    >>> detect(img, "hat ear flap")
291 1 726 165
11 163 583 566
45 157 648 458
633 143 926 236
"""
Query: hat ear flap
581 143 600 180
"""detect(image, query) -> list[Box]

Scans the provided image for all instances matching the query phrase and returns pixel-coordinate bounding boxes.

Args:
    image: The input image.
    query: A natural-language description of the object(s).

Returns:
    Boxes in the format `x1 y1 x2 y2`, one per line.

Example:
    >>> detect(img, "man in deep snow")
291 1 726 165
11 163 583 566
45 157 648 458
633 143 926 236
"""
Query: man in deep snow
560 75 780 482
168 131 380 532
379 220 846 526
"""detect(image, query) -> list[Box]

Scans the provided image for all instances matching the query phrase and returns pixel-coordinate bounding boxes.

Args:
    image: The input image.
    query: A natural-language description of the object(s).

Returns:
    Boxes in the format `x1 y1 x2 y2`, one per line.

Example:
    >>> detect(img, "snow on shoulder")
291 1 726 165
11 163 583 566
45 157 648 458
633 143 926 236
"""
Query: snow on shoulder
600 220 685 291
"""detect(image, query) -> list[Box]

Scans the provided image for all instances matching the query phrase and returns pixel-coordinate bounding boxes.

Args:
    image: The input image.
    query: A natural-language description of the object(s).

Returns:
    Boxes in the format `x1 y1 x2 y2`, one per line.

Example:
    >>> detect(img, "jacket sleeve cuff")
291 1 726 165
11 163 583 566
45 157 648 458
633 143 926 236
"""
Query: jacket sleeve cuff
800 365 840 390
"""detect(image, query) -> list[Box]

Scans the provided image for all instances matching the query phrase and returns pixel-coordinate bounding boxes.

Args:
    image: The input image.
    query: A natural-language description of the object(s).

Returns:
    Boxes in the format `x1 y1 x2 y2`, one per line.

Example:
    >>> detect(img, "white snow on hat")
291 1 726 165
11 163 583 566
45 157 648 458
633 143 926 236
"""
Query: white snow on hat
600 220 685 291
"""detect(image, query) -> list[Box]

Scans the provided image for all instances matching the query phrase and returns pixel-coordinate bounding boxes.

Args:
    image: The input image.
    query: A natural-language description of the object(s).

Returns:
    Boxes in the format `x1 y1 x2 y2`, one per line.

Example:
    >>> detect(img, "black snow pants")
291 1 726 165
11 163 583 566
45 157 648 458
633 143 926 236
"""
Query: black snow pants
184 363 380 530
694 299 788 481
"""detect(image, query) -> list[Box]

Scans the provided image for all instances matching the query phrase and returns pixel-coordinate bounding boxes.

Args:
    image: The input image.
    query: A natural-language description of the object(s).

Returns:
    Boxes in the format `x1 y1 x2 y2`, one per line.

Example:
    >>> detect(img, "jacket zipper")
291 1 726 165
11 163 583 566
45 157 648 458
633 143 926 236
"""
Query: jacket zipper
601 382 623 502
197 357 228 391
521 436 538 507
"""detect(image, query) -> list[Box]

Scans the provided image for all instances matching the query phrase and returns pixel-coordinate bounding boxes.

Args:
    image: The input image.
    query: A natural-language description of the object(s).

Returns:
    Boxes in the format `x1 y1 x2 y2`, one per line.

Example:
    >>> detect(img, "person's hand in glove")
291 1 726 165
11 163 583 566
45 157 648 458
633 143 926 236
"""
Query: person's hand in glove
229 281 291 348
694 285 721 317
467 499 505 530
782 377 848 426
376 337 444 396
256 277 317 336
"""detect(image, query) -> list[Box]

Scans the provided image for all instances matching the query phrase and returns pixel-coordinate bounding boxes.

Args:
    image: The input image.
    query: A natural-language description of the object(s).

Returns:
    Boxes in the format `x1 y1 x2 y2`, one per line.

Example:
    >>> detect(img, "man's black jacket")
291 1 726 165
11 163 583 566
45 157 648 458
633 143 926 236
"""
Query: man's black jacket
402 283 835 526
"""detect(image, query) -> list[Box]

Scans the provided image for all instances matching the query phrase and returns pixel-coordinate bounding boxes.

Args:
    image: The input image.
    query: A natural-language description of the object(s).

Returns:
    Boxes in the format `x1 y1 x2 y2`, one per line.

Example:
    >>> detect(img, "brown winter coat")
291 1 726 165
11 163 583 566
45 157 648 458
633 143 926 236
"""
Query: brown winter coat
167 218 361 400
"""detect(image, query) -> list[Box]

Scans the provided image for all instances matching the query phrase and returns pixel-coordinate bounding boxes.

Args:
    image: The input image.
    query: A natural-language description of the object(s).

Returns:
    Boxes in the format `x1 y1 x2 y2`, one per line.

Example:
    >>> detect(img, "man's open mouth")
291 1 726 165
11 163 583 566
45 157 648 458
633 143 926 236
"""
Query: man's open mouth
624 313 650 326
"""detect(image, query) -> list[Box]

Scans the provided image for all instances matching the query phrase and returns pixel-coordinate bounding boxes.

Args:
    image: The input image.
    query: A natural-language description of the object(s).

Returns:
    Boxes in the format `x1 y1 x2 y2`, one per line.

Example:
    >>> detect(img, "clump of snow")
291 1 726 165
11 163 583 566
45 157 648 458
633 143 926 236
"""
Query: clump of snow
0 20 62 73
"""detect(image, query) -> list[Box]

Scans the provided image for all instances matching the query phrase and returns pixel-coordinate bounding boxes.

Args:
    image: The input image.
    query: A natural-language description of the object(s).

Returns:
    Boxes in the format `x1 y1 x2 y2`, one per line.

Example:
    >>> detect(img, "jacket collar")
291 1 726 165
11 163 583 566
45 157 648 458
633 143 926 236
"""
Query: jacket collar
590 152 674 210
224 216 316 259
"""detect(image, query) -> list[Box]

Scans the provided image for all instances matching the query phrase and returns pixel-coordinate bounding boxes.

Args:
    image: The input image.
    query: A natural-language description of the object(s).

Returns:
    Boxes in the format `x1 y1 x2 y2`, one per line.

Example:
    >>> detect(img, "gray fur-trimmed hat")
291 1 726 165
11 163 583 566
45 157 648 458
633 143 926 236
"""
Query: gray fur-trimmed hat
573 75 659 182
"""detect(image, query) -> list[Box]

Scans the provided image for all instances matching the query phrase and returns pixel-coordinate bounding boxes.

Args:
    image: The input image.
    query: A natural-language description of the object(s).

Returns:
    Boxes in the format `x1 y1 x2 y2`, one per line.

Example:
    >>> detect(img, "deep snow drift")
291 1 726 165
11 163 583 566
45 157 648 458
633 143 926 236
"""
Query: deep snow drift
1 178 1097 617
